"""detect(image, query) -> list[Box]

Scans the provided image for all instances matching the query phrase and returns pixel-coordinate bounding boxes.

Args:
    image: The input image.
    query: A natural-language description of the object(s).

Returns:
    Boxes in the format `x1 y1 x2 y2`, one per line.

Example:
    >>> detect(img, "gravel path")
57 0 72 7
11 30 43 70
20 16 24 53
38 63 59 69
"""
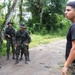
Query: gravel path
0 39 66 75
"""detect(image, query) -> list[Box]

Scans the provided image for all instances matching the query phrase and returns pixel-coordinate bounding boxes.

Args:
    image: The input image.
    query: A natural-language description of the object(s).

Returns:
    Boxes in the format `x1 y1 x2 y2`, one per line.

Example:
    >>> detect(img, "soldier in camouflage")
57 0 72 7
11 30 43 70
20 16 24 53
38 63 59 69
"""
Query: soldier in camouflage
19 31 30 61
0 34 3 68
4 22 16 60
15 24 31 64
0 31 3 46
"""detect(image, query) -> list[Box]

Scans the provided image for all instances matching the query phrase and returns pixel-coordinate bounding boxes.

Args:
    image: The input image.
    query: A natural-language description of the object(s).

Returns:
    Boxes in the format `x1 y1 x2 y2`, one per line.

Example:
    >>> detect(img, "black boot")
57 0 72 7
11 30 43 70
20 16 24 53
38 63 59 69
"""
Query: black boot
12 57 15 59
12 54 15 59
15 61 19 64
27 56 30 61
7 53 9 60
25 54 28 64
25 60 28 64
27 53 30 61
14 59 19 64
19 54 23 60
20 50 23 60
19 57 23 60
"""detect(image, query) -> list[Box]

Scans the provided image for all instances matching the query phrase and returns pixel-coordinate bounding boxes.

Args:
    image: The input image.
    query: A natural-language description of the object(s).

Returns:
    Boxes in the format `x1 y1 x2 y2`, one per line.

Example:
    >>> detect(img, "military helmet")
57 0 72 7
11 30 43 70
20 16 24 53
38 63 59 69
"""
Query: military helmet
20 24 26 28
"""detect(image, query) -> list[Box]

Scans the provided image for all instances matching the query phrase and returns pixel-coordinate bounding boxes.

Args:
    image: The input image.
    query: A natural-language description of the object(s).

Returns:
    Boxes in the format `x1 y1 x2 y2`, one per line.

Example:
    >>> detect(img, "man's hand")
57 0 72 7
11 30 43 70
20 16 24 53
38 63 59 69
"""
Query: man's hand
24 43 28 46
7 35 11 38
15 44 17 47
62 66 68 75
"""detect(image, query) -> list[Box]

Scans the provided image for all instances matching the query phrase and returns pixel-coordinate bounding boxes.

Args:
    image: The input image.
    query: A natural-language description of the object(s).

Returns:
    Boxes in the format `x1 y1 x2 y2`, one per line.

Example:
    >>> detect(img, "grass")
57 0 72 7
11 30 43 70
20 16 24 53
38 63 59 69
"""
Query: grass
29 34 65 48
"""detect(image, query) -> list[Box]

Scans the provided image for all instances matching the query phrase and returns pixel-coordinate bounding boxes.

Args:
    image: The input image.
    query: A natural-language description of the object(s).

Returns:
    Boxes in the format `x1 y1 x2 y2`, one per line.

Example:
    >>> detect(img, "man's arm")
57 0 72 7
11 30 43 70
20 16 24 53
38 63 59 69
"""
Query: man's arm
26 31 31 44
62 40 75 75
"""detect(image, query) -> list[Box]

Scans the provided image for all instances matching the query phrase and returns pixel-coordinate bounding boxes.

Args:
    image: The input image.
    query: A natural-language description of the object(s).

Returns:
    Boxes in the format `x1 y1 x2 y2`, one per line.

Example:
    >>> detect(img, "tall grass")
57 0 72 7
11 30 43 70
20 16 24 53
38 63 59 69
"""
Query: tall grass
29 33 65 48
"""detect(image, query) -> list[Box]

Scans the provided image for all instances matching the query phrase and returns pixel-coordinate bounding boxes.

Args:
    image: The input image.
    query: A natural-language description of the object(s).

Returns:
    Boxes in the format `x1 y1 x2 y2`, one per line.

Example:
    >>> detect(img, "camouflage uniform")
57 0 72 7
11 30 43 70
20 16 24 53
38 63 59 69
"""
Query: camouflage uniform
20 45 29 60
67 63 75 75
15 25 31 64
0 35 3 55
0 36 2 68
0 36 3 46
20 31 30 61
5 22 16 60
0 31 3 45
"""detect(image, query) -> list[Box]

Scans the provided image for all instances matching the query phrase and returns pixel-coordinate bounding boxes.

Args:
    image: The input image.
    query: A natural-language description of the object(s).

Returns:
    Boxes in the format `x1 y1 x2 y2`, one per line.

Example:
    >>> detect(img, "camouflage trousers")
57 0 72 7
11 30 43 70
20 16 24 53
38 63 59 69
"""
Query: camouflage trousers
20 46 29 59
6 40 15 54
15 45 28 63
67 63 75 75
6 39 15 59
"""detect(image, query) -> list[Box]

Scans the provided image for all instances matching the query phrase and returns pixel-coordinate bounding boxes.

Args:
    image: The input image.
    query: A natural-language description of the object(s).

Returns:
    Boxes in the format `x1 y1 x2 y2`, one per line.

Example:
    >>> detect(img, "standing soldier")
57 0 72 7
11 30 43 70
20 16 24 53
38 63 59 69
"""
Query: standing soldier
0 36 3 46
0 31 3 46
0 33 3 68
4 22 16 60
15 24 31 64
19 31 30 61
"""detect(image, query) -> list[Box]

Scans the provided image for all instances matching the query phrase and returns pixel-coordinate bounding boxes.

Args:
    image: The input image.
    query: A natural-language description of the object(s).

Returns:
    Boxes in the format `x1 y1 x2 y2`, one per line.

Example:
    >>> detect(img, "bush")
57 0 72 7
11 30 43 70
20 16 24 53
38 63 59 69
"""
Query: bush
0 40 6 56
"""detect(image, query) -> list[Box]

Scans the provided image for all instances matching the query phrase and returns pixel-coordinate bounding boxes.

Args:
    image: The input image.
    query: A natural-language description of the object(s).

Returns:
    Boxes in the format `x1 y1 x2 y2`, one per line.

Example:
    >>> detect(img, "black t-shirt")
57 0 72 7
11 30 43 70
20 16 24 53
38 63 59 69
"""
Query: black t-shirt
66 23 75 63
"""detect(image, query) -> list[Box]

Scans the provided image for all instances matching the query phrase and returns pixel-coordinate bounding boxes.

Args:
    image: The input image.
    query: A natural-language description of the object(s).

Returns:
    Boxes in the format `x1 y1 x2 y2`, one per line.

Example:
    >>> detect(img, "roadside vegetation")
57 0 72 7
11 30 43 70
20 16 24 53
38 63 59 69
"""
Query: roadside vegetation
0 0 69 56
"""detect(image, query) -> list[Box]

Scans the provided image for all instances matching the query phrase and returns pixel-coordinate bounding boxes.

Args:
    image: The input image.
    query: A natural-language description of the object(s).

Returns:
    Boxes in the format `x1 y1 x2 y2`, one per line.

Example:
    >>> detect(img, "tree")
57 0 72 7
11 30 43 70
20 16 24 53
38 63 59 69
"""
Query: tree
19 0 23 23
1 0 21 38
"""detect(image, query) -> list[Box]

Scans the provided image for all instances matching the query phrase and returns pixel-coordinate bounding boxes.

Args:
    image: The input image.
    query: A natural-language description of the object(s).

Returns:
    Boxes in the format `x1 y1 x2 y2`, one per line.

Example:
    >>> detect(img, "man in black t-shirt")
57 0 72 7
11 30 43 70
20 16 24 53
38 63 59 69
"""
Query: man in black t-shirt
62 1 75 75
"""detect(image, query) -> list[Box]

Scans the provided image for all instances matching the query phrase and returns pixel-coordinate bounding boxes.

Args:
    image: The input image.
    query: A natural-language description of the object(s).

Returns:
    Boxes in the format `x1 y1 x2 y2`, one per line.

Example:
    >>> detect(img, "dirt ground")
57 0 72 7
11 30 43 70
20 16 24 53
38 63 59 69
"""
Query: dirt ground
0 39 66 75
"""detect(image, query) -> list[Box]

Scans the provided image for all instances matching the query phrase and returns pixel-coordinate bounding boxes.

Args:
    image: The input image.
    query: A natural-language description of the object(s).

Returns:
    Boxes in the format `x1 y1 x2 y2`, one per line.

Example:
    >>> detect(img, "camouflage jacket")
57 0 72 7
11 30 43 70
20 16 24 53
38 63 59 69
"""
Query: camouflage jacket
16 30 31 46
0 37 3 45
4 27 16 40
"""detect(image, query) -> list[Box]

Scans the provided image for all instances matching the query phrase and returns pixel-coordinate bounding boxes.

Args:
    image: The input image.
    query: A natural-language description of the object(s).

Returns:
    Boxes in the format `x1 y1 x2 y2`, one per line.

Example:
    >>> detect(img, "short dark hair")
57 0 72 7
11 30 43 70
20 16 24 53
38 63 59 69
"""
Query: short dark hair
67 1 75 8
7 22 13 25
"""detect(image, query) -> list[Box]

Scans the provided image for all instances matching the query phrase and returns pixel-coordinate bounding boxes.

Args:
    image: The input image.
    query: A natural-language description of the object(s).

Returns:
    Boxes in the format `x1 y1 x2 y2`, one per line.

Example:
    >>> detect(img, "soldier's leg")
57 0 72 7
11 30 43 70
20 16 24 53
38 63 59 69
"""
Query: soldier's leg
27 46 30 61
6 40 10 60
19 50 23 60
23 47 28 64
11 43 16 59
15 46 20 64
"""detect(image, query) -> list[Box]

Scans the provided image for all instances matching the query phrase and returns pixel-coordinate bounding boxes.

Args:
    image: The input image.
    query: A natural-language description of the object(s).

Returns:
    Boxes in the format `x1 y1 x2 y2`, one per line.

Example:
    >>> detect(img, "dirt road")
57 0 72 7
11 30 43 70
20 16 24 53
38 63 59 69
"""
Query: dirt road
0 39 66 75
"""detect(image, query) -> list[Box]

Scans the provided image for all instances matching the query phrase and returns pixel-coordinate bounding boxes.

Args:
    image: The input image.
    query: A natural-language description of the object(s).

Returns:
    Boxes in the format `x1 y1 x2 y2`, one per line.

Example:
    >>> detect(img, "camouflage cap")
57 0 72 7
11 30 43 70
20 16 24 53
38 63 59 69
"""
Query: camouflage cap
20 24 26 28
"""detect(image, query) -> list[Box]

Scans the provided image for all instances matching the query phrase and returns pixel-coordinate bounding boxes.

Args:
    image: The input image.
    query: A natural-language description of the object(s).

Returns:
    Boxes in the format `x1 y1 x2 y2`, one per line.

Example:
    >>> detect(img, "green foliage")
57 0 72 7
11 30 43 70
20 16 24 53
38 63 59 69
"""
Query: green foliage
0 0 70 56
0 2 6 10
29 34 64 48
25 0 68 34
50 0 63 14
59 18 70 36
0 40 6 56
26 13 70 36
0 15 5 31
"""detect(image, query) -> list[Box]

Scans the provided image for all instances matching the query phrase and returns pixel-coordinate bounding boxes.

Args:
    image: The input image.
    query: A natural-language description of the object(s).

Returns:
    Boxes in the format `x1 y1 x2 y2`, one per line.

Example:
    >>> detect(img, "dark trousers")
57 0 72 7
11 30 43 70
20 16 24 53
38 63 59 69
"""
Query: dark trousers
6 39 15 59
20 46 29 60
15 45 28 63
68 63 75 75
